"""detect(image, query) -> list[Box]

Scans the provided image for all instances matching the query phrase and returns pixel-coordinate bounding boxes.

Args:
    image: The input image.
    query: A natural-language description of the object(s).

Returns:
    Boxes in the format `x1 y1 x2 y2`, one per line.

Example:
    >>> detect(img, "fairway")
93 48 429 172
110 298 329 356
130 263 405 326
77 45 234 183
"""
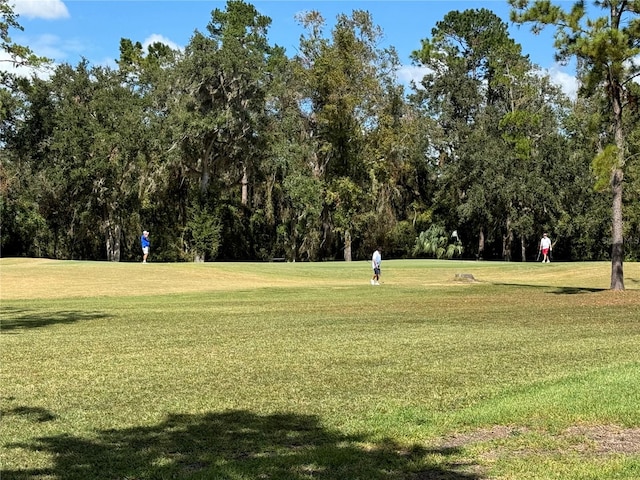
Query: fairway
1 258 639 479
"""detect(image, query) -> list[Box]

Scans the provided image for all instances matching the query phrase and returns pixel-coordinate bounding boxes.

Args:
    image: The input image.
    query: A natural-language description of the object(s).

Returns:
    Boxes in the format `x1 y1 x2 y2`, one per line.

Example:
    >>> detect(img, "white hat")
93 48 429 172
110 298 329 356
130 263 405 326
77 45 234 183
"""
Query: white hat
143 230 149 235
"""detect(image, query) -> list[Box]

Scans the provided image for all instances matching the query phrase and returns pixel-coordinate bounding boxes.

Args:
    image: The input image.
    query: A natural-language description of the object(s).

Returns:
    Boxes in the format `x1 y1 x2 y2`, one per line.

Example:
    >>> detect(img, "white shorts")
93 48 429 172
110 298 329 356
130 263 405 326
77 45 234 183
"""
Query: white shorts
142 247 149 254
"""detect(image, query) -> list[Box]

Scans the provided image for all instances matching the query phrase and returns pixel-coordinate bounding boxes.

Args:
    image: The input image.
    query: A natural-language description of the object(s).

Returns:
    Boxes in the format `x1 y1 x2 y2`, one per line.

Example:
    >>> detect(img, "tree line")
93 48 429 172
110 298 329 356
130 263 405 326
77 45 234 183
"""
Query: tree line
1 0 639 288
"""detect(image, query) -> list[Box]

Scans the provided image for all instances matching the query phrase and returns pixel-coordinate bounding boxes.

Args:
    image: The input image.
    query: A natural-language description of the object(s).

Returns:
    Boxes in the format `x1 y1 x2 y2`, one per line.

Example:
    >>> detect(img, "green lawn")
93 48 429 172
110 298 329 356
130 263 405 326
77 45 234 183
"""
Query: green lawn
1 258 639 479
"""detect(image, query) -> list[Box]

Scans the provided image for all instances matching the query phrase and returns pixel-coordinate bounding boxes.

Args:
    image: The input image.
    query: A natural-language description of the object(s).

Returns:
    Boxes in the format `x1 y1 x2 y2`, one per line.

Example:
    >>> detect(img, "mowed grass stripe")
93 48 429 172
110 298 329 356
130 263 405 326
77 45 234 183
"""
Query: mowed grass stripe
2 258 636 300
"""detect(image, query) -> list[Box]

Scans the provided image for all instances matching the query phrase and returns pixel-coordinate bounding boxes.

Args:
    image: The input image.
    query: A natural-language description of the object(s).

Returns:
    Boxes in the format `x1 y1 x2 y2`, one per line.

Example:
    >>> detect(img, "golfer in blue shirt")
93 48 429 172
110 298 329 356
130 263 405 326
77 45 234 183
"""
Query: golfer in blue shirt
141 230 150 263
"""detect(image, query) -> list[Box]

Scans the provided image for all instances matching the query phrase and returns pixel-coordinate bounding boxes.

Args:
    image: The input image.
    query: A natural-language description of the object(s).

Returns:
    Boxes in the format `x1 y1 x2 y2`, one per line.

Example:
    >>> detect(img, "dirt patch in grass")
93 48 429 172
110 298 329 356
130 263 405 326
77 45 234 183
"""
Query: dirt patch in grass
453 273 478 283
425 424 640 479
437 424 640 457
565 425 640 455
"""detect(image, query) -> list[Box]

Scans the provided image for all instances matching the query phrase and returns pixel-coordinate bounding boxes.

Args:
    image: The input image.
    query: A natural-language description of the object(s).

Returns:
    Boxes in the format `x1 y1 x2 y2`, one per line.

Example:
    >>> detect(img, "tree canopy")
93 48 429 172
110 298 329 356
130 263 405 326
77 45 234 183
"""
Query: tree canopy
510 0 640 289
2 0 639 279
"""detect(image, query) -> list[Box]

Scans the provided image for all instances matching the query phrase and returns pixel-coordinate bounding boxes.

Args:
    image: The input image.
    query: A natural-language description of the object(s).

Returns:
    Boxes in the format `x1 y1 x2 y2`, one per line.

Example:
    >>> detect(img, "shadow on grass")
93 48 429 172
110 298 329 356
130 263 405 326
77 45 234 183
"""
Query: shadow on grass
1 405 58 422
3 410 481 479
0 307 108 333
550 286 607 295
492 283 607 294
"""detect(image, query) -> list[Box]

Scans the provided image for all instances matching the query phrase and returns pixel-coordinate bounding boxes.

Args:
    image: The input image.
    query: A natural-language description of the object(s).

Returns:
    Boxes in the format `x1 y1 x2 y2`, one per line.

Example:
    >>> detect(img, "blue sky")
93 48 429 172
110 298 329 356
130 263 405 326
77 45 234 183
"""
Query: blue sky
7 0 578 96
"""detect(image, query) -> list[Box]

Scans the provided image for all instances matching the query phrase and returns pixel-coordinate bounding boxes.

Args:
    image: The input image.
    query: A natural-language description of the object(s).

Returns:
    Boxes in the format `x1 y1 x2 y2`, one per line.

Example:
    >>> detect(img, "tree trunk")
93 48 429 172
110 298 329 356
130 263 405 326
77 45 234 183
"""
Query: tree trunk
105 220 121 262
478 227 485 260
610 167 624 290
241 163 249 206
200 160 210 195
502 217 512 261
610 80 625 290
292 235 297 262
200 142 213 195
343 230 352 261
521 236 527 262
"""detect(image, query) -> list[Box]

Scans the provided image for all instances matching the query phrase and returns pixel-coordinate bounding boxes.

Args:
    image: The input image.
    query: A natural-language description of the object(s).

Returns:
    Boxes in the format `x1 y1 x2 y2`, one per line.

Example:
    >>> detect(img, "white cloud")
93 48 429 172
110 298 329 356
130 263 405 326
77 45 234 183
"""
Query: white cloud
624 55 640 85
142 34 182 53
541 64 579 100
1 32 181 79
0 50 53 79
398 63 579 100
27 33 82 61
92 56 118 70
13 0 69 20
395 64 431 89
0 33 79 79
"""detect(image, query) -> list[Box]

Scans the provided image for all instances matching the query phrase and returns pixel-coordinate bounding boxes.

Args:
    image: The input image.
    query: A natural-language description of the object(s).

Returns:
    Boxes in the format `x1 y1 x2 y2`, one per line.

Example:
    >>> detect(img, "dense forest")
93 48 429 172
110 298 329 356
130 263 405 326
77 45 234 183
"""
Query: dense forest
1 1 639 273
